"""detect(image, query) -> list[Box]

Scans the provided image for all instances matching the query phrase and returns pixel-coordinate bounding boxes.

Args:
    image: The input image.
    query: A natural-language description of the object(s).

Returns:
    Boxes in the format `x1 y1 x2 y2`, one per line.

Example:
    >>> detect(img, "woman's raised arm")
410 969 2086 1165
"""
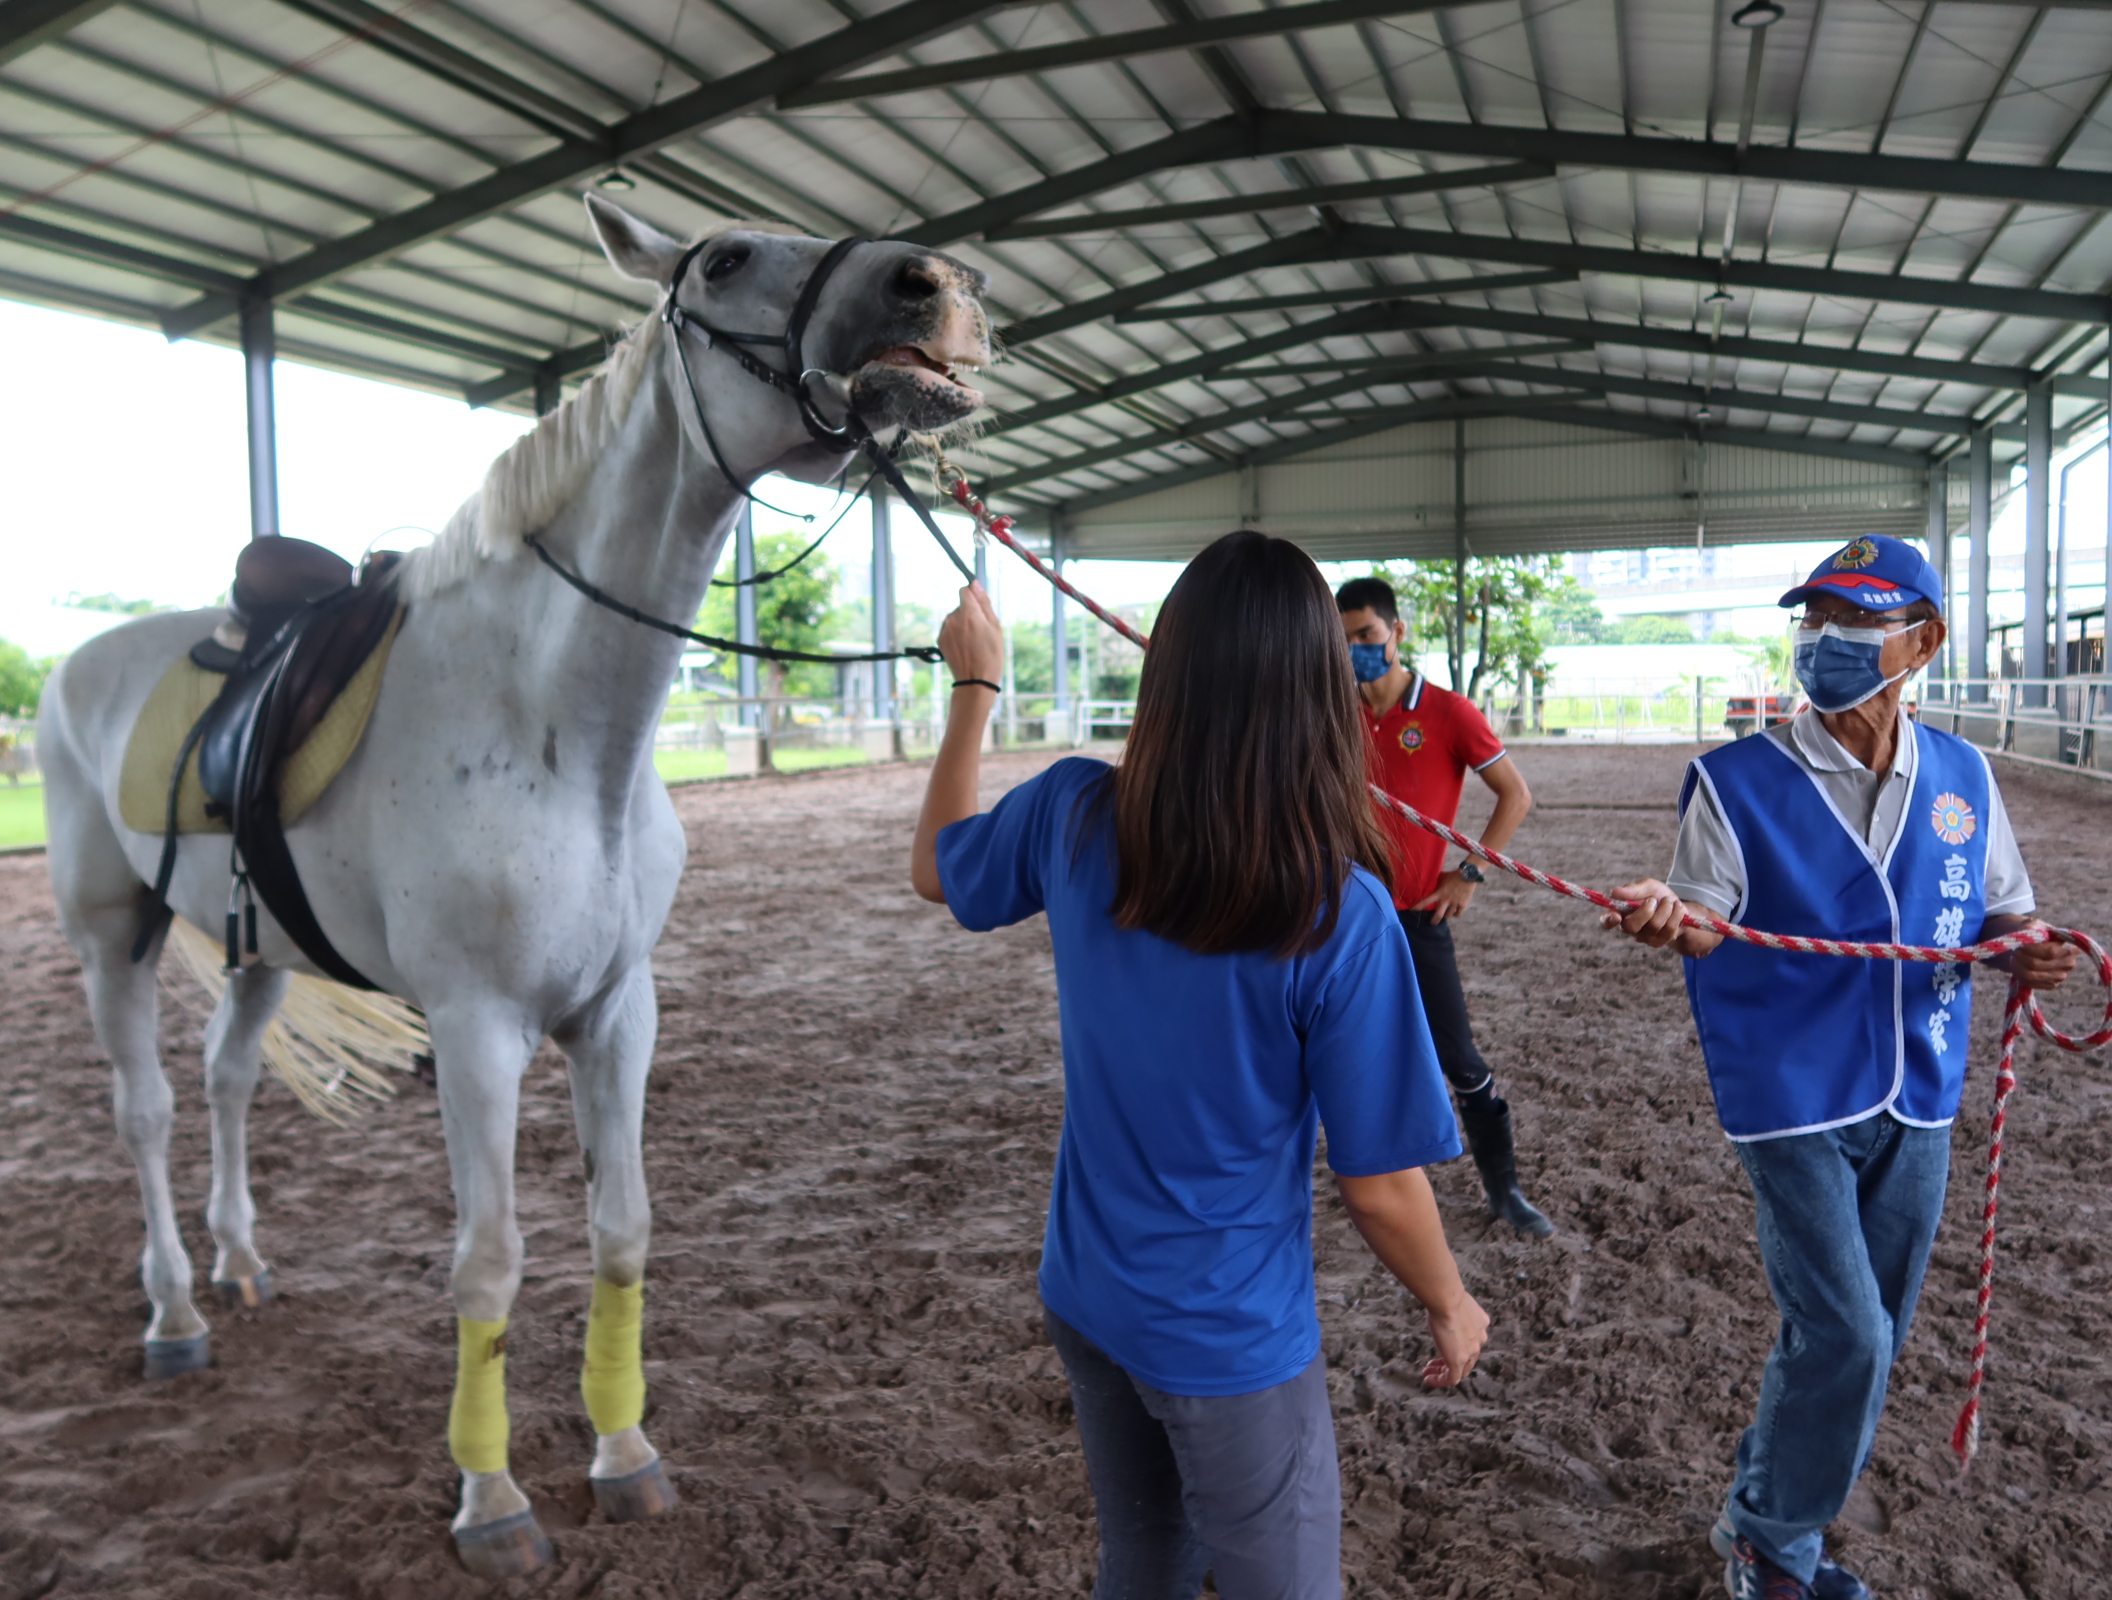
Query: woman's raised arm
910 583 1007 904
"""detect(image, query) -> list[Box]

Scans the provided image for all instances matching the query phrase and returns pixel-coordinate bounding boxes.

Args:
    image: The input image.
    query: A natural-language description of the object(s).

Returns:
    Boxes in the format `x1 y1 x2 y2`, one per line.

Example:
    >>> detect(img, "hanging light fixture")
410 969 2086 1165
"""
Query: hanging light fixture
1732 0 1784 26
595 169 636 192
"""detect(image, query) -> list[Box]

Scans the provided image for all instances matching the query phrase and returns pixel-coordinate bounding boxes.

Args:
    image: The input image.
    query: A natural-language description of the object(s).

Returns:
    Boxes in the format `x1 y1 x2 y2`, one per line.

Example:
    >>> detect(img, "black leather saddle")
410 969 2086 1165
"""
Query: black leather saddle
135 536 407 988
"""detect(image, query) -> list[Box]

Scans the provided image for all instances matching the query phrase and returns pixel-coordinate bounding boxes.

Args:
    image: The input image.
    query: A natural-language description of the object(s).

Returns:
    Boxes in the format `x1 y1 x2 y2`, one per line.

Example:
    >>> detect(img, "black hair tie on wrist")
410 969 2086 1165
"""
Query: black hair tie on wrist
952 678 1002 693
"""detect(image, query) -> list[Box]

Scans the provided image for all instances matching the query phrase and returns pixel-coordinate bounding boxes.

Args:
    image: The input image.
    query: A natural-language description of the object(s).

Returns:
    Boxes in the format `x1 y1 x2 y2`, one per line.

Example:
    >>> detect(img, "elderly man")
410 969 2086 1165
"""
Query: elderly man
1605 535 2075 1600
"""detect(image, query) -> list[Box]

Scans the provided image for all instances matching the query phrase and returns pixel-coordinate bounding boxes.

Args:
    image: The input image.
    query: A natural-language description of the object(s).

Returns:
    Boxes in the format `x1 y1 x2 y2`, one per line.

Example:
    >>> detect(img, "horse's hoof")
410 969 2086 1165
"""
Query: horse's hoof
590 1458 679 1522
452 1508 552 1579
143 1333 211 1380
212 1270 274 1308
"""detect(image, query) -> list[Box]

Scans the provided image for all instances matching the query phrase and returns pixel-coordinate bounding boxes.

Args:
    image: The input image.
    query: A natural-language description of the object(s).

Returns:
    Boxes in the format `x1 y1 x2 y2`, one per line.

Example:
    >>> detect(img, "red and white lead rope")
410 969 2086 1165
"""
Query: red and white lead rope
937 458 2112 1472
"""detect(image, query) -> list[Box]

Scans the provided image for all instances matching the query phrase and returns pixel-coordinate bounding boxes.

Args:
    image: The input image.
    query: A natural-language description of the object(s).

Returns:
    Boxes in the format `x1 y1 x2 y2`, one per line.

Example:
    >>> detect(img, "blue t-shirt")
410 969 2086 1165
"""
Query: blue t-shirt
935 757 1460 1397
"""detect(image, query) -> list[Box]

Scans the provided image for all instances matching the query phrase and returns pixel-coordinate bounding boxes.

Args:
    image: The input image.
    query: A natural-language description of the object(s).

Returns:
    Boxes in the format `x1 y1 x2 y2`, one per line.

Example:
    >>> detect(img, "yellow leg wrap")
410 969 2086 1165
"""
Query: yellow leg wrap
448 1316 511 1475
579 1278 646 1436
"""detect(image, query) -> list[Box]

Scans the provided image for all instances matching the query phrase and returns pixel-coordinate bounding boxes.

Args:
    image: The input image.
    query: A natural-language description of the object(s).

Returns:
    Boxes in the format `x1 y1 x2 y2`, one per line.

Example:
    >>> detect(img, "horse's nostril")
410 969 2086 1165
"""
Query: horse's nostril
892 259 940 301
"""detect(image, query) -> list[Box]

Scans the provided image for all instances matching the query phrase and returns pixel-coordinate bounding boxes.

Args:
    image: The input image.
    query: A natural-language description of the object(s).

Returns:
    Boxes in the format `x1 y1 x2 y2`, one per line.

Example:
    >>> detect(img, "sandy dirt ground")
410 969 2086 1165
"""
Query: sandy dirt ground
4 743 2110 1600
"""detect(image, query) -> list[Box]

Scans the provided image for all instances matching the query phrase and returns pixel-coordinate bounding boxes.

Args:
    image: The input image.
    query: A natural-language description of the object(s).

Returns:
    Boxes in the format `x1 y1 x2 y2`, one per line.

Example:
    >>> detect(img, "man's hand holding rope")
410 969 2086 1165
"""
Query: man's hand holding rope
1602 880 2083 992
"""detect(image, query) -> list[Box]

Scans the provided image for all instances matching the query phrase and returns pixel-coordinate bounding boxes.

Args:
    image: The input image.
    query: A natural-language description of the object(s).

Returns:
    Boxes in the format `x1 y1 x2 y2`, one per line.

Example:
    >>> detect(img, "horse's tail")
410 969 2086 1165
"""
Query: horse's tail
162 917 429 1121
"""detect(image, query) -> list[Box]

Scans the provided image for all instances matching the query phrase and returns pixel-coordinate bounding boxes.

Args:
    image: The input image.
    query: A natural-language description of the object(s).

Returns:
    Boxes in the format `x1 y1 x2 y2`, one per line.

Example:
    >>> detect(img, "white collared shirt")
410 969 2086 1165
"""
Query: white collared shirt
1667 710 2033 919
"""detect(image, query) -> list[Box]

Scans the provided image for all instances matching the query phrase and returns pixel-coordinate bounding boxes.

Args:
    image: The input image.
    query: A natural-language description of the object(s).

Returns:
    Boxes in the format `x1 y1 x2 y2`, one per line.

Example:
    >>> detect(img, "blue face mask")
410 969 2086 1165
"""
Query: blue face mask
1793 619 1920 713
1348 642 1393 683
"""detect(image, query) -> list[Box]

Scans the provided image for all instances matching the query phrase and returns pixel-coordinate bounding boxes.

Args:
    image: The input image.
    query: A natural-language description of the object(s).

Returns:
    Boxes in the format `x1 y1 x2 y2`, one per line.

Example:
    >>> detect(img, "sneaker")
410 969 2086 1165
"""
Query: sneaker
1724 1536 1813 1600
1711 1513 1873 1600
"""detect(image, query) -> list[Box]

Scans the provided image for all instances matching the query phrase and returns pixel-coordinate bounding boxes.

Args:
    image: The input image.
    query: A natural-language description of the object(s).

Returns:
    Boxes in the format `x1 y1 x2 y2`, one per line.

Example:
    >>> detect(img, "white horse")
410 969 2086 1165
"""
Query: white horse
36 196 990 1576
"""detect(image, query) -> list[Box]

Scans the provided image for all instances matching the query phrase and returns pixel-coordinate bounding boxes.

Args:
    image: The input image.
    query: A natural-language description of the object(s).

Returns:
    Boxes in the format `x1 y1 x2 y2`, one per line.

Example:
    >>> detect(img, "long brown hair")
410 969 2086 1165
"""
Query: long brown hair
1093 530 1393 958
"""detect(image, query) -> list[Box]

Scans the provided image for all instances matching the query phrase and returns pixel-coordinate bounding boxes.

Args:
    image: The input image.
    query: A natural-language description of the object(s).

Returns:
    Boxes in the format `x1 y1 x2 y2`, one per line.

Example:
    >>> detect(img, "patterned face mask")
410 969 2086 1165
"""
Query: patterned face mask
1793 619 1921 713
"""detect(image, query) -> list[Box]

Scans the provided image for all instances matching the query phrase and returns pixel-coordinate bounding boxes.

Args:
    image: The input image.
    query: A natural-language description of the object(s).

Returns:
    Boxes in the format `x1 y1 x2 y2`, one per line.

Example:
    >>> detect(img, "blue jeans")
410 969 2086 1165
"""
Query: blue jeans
1043 1307 1342 1600
1728 1113 1950 1583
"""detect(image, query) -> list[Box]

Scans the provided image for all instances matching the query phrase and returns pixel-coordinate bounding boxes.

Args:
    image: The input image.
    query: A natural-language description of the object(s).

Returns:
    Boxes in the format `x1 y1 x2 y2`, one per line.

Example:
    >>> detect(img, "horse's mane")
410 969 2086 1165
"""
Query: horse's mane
403 312 662 600
406 220 803 601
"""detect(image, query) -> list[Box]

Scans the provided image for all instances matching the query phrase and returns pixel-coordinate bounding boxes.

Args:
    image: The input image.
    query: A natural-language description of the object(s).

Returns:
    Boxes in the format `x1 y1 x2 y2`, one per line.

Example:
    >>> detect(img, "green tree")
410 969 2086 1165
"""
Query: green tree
1360 557 1585 698
697 532 841 699
65 592 166 615
0 638 55 717
1606 614 1695 645
1738 627 1799 695
1540 584 1606 644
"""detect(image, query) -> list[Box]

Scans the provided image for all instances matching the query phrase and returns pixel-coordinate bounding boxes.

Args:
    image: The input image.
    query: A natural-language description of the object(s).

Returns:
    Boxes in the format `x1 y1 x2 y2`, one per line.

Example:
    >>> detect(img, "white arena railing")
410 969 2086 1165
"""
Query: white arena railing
1920 677 2112 778
646 678 2112 777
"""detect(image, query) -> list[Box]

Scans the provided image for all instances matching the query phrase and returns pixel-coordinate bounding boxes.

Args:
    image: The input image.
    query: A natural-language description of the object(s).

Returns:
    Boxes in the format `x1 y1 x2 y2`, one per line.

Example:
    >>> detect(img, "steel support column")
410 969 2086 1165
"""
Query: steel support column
1969 427 1993 697
239 295 278 540
1926 457 1950 682
2024 379 2053 702
871 483 895 724
734 503 759 725
532 363 561 416
2059 437 2112 677
1050 524 1069 724
1450 416 1467 692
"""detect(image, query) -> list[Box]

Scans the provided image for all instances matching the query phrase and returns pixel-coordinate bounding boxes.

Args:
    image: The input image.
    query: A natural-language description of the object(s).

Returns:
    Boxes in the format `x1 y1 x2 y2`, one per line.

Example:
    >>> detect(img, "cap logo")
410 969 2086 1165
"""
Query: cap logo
1932 793 1977 847
1832 538 1880 570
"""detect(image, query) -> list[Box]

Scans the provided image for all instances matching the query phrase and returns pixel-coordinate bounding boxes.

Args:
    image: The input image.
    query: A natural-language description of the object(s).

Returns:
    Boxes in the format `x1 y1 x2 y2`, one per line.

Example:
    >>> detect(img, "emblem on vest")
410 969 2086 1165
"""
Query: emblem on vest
1398 722 1424 752
1833 537 1880 569
1931 793 1977 846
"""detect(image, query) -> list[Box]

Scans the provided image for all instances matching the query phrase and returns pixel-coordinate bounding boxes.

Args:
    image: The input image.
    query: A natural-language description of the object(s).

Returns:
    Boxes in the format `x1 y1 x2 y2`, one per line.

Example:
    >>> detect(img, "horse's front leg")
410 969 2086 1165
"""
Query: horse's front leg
555 962 678 1522
202 965 289 1307
429 1001 551 1579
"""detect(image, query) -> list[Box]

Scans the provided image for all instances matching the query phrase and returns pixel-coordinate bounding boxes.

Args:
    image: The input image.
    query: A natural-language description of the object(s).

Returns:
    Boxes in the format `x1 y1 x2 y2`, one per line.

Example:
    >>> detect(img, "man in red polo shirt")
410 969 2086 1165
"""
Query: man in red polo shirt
1338 576 1552 1236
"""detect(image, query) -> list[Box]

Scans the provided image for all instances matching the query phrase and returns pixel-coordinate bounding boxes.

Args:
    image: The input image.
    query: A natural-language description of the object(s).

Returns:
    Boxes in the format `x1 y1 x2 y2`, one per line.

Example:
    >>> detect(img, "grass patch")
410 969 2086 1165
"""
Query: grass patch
652 745 875 785
0 783 46 850
1 746 895 848
653 749 729 783
770 747 871 773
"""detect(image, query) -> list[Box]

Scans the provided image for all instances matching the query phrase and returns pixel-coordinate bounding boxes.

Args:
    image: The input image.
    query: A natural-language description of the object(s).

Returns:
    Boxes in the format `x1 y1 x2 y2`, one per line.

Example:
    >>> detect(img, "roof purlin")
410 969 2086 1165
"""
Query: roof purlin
154 0 1029 340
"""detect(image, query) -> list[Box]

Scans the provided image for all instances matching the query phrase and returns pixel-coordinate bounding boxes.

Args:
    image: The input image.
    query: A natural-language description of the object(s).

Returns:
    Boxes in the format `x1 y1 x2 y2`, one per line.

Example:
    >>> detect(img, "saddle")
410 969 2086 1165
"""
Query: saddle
133 536 407 988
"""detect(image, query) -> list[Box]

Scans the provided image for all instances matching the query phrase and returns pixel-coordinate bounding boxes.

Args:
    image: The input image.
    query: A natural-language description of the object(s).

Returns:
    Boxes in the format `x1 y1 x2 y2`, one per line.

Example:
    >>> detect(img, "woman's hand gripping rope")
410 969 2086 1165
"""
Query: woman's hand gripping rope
936 452 2112 1472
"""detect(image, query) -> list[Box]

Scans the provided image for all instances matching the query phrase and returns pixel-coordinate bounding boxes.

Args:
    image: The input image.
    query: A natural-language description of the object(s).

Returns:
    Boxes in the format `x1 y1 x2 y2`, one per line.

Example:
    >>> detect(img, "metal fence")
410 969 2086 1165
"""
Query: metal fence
1920 677 2112 777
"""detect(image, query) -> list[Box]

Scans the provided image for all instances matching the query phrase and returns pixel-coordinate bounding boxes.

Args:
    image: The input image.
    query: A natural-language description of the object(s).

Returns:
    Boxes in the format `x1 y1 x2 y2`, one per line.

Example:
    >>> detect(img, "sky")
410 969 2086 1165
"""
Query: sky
0 297 1180 658
2 295 2103 663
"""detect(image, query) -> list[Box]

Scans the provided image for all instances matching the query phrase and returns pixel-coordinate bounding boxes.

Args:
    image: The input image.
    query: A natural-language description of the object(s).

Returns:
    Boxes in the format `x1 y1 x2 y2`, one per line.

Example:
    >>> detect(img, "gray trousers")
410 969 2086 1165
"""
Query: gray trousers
1044 1307 1342 1600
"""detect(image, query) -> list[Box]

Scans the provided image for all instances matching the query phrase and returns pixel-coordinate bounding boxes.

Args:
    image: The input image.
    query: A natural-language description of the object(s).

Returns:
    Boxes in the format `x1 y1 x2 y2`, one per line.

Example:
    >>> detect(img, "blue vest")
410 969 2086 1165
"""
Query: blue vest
1680 723 1991 1140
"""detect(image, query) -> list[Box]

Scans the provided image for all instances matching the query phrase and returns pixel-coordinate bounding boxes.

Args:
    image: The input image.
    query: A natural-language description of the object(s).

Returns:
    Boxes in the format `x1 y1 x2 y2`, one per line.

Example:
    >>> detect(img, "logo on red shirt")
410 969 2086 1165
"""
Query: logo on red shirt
1397 721 1424 752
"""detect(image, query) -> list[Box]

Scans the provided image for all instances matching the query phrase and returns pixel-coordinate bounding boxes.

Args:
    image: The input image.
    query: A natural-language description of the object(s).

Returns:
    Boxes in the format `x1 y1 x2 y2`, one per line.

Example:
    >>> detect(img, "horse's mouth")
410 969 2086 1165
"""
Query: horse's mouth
857 342 985 406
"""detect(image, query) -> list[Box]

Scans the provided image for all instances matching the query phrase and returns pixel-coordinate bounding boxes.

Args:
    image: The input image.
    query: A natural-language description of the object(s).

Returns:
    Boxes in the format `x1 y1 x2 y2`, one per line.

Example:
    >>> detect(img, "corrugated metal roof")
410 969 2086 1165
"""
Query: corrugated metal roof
2 0 2107 541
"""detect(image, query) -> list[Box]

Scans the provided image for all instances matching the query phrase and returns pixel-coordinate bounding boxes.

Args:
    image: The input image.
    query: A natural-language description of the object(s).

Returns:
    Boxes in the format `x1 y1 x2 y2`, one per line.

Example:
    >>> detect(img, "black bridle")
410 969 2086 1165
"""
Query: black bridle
659 232 976 583
529 231 987 670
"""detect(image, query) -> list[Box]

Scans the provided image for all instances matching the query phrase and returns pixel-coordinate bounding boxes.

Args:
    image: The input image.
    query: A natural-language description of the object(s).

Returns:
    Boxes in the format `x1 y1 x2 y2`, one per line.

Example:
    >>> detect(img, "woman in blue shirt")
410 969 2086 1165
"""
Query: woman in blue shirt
910 531 1489 1600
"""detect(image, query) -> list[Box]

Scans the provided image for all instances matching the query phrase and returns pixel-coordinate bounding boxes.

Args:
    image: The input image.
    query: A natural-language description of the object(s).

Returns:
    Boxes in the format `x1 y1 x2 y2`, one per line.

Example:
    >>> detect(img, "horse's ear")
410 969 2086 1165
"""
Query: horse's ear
585 194 683 287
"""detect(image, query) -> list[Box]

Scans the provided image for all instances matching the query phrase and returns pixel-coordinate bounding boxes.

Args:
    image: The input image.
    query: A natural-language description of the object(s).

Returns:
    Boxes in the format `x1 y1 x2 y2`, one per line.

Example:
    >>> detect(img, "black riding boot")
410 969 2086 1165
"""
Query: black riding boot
1460 1096 1555 1237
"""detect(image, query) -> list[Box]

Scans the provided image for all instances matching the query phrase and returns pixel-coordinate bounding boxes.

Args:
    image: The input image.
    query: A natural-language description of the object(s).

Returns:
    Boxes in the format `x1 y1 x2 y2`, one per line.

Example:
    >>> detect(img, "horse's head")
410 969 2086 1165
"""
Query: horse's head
587 196 990 485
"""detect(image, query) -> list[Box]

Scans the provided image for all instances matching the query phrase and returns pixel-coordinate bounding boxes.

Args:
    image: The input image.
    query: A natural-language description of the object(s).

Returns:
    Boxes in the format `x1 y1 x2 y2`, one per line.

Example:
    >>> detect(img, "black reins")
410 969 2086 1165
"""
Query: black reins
532 231 985 668
526 534 940 667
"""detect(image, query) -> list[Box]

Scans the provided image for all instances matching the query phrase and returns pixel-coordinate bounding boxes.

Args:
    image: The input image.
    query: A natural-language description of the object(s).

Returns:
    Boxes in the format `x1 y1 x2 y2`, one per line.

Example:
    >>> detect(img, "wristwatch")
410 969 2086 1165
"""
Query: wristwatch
1456 860 1485 884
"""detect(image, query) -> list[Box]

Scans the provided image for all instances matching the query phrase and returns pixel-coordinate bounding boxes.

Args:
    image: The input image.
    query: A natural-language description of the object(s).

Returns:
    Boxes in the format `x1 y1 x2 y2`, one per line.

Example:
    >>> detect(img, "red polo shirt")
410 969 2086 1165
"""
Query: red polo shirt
1364 674 1507 910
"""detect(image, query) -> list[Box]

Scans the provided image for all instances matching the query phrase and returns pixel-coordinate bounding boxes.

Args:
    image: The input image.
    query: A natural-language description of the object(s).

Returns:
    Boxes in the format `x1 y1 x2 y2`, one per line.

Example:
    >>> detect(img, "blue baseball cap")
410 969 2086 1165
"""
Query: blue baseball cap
1778 534 1943 613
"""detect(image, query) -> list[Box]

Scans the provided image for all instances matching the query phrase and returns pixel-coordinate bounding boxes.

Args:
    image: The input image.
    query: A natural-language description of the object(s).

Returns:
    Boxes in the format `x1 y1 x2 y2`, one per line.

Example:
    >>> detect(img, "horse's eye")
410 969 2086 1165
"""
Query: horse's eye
705 247 748 283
